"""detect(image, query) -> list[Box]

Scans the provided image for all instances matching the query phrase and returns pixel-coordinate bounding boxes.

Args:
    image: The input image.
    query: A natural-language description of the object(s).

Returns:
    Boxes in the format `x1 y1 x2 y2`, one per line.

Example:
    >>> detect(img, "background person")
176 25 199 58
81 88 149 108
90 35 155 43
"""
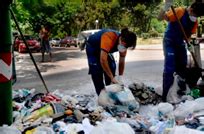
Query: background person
40 26 52 62
85 28 137 96
158 1 204 102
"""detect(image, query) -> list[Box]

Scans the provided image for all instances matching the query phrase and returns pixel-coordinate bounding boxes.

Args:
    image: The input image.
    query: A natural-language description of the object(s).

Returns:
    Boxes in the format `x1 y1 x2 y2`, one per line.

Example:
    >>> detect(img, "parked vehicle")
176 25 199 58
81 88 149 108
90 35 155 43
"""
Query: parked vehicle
50 37 61 47
77 29 101 50
14 35 41 53
60 36 77 47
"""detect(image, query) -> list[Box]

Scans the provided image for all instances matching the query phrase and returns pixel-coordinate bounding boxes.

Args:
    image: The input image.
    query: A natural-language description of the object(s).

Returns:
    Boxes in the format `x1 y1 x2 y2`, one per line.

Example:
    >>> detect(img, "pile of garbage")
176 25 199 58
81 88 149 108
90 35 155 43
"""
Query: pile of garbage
128 82 162 105
2 81 204 134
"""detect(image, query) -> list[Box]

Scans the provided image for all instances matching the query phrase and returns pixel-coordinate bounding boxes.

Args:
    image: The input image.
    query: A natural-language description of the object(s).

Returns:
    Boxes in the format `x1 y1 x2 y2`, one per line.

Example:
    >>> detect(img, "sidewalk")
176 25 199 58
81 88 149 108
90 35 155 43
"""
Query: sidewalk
136 43 204 50
136 44 162 50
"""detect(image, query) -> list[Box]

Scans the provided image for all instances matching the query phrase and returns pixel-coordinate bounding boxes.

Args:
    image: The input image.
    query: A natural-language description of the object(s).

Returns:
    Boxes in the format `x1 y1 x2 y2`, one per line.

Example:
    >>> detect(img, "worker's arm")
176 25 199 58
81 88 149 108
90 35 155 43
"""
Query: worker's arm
100 50 117 83
191 21 198 34
158 7 185 22
100 32 118 83
118 50 127 76
157 0 185 22
158 0 172 20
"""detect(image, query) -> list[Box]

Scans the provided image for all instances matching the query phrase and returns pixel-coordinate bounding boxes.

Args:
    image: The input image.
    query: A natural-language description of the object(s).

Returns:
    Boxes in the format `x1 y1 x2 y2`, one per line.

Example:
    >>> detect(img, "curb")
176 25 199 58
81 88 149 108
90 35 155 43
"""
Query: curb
136 43 204 50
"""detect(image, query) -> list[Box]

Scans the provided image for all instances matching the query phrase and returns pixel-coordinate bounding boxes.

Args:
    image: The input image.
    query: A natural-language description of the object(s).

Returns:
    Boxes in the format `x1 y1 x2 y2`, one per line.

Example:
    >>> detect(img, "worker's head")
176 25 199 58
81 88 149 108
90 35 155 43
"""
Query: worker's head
120 28 137 50
190 2 204 17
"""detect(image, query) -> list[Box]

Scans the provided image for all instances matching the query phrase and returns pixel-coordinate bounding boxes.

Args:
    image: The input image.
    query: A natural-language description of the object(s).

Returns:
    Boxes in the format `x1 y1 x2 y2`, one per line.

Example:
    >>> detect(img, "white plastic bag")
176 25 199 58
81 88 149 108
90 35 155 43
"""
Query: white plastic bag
105 84 124 93
171 126 204 134
98 90 115 107
115 87 139 110
0 126 21 134
139 105 159 119
174 98 204 119
90 118 135 134
33 126 55 134
98 86 139 111
173 100 195 119
194 97 204 111
158 102 174 116
167 74 190 104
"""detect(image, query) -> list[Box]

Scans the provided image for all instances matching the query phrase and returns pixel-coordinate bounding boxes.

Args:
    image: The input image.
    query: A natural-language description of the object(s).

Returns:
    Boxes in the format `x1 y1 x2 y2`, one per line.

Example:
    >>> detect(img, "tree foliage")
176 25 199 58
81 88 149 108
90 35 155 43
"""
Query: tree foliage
11 0 189 38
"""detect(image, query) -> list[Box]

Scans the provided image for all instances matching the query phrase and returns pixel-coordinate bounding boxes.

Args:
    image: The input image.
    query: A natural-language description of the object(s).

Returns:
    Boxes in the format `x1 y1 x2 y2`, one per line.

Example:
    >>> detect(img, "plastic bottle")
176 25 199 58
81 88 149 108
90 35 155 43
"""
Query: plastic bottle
23 104 54 122
23 103 65 122
189 88 200 98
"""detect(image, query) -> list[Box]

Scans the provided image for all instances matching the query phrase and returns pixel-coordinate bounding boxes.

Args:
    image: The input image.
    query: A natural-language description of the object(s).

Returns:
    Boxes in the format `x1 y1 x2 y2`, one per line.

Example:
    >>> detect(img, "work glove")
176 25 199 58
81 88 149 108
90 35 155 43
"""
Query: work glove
117 75 124 85
164 0 173 11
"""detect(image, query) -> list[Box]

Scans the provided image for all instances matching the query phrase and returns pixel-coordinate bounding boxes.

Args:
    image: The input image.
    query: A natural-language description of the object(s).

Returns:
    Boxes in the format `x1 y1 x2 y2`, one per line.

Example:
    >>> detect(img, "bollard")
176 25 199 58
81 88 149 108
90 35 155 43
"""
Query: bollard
0 0 13 125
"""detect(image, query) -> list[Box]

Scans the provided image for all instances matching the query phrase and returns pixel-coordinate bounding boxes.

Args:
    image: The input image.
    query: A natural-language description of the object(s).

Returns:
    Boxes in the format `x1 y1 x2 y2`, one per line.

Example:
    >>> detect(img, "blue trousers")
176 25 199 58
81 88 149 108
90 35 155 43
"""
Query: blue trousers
86 44 116 95
162 37 187 101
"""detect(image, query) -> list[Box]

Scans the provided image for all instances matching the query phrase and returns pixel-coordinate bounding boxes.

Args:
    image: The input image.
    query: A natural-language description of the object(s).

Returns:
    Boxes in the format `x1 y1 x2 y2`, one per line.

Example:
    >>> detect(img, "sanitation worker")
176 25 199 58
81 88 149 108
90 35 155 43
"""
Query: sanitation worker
158 1 204 102
85 28 137 95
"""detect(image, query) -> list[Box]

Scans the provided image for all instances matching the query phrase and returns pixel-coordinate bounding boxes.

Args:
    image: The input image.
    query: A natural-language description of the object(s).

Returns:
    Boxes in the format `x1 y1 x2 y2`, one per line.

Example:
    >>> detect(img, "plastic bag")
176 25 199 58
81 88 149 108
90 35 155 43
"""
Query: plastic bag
157 102 174 116
171 126 204 134
174 97 204 119
139 105 159 119
167 74 190 104
105 84 124 93
0 126 21 134
98 90 115 107
194 97 204 111
173 100 195 119
33 126 55 134
90 118 135 134
98 86 139 111
115 87 140 110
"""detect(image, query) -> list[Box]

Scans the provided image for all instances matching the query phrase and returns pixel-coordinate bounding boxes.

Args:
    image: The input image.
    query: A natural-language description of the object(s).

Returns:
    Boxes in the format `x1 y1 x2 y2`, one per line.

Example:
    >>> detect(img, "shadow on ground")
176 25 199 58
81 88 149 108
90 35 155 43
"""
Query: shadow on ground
15 47 87 75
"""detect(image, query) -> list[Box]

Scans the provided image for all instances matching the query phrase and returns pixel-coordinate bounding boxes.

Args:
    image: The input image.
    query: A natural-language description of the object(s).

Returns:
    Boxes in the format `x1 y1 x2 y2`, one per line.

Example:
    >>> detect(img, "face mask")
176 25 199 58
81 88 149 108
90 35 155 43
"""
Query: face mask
189 15 197 22
117 44 127 53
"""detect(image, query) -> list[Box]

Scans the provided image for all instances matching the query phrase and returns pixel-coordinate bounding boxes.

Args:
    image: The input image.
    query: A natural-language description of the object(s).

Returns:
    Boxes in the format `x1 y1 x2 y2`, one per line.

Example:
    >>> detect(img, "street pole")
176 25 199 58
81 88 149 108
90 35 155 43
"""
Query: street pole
95 19 99 29
0 0 13 125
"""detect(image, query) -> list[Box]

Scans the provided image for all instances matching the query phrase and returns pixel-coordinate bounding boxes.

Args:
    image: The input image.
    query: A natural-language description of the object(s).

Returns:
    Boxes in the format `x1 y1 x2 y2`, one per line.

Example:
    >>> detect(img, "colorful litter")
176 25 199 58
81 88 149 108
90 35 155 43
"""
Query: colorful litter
2 81 204 134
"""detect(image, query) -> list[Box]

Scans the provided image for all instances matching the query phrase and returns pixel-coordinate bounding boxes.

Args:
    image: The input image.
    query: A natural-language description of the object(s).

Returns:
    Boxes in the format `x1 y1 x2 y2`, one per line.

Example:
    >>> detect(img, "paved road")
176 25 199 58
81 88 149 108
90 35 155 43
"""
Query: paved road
12 44 204 95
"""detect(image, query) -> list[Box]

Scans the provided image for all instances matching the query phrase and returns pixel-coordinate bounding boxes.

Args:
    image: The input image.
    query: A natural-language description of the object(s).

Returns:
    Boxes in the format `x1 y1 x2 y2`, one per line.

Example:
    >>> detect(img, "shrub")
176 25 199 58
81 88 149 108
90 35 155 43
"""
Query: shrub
141 33 150 39
149 30 159 37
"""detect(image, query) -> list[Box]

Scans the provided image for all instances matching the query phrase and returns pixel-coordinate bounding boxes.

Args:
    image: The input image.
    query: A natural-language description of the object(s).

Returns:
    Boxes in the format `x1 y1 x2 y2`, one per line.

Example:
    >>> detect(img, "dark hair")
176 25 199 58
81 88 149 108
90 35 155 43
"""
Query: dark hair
191 2 204 17
120 28 137 49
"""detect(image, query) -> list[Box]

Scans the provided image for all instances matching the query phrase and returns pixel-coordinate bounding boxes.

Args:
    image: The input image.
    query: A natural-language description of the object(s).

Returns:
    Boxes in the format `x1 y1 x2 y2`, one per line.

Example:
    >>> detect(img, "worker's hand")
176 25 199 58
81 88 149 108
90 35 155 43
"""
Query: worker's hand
111 77 118 84
164 0 173 11
188 44 194 53
112 76 125 89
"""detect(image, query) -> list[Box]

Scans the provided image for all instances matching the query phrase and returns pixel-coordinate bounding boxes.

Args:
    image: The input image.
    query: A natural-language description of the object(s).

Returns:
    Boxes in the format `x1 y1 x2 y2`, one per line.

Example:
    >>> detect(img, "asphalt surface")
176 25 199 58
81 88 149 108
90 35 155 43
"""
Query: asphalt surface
12 44 204 95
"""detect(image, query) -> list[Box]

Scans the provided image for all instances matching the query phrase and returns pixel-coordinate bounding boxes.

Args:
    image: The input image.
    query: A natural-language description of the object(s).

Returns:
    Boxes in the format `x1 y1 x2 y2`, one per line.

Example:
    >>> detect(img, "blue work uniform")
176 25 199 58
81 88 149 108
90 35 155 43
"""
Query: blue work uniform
86 29 120 95
162 8 198 101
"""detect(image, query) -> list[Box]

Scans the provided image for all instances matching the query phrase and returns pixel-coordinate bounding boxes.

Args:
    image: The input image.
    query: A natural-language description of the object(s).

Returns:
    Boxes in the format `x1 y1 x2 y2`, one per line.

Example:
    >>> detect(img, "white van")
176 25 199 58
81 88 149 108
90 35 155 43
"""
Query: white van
77 29 101 46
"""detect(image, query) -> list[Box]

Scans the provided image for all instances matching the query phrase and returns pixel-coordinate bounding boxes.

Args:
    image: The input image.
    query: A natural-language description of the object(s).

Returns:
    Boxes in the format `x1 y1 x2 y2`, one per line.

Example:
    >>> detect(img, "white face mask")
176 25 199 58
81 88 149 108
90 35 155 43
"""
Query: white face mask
189 15 197 22
117 44 127 53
